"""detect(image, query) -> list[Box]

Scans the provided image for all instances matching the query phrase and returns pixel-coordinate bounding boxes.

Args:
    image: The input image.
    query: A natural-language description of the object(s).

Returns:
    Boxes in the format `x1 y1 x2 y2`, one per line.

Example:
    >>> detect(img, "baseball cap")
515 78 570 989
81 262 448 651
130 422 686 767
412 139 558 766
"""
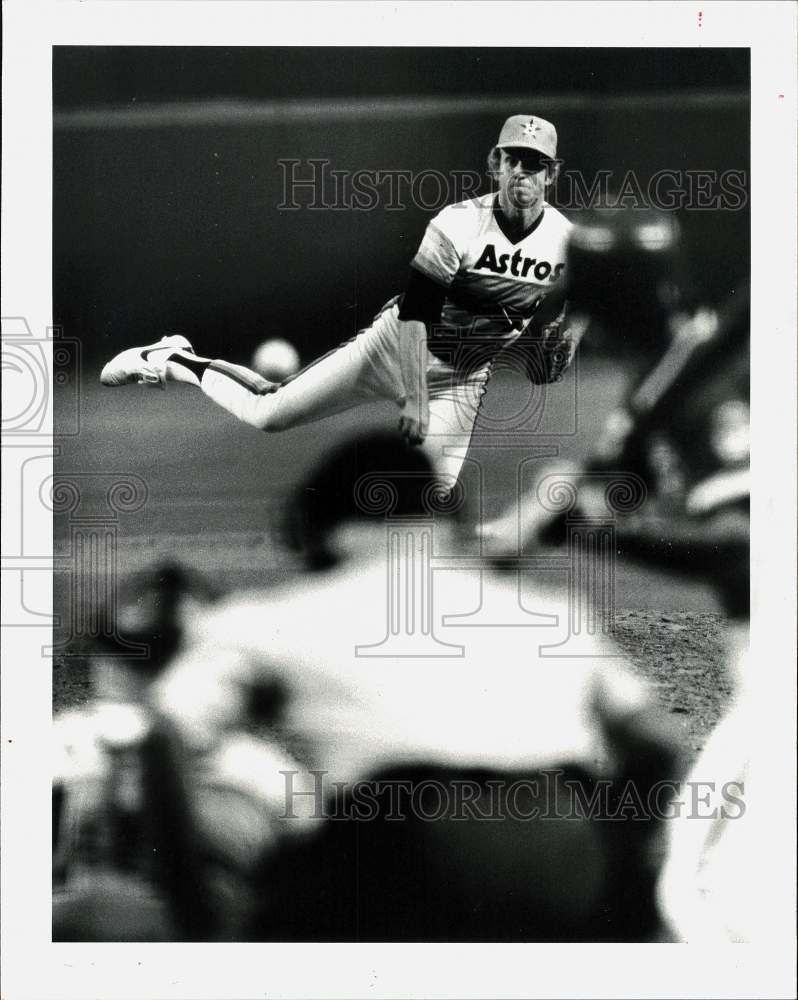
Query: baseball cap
497 115 558 159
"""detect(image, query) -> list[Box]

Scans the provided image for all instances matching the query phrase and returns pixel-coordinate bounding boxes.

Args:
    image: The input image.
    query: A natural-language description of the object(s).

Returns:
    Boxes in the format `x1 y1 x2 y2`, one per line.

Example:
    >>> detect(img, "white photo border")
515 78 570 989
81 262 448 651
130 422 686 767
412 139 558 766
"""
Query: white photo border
2 2 796 998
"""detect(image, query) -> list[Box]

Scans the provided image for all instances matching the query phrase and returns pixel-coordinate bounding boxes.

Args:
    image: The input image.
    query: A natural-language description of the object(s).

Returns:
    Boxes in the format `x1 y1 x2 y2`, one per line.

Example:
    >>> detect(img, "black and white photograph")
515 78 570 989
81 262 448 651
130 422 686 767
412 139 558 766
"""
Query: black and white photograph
2 3 796 999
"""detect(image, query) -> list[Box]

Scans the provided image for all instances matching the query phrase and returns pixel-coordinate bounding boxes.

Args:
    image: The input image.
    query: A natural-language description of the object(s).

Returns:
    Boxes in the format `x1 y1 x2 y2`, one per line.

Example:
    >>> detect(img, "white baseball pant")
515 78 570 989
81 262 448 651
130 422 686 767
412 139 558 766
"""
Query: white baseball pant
199 303 492 486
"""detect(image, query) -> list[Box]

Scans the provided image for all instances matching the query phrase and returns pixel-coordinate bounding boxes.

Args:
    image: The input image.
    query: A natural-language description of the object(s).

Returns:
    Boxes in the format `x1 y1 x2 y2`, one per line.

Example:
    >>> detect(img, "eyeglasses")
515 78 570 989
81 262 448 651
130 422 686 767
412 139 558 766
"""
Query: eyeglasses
502 148 551 173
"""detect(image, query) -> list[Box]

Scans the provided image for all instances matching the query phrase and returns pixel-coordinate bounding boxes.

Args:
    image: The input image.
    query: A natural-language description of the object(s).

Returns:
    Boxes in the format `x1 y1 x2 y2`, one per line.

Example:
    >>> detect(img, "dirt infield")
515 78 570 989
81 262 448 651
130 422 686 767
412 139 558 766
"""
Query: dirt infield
613 610 731 755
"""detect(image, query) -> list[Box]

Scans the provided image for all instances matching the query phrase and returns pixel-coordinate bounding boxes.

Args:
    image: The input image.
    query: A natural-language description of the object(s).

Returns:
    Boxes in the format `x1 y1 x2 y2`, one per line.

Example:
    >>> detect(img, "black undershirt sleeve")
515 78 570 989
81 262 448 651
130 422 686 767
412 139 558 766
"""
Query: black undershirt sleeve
397 267 447 325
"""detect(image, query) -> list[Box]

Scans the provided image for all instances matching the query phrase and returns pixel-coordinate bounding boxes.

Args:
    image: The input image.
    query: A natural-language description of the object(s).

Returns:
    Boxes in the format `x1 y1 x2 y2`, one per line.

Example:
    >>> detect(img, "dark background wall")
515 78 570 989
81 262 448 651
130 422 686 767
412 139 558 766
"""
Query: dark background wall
53 47 749 364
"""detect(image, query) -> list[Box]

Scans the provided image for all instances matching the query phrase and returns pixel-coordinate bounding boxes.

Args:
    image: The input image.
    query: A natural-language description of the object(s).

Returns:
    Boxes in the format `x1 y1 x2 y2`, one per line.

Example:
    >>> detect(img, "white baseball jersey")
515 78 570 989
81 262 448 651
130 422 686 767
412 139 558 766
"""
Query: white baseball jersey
411 192 573 345
155 554 645 786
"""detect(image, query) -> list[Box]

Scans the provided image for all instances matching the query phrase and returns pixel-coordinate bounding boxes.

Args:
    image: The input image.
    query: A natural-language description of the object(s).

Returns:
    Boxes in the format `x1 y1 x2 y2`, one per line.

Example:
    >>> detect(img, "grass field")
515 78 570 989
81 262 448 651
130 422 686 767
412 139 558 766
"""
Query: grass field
54 355 731 760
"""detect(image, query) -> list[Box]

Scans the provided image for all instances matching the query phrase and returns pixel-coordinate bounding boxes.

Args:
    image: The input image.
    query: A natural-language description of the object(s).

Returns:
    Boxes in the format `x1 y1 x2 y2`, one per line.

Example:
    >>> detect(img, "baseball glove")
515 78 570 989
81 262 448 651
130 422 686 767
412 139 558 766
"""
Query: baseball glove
518 299 580 384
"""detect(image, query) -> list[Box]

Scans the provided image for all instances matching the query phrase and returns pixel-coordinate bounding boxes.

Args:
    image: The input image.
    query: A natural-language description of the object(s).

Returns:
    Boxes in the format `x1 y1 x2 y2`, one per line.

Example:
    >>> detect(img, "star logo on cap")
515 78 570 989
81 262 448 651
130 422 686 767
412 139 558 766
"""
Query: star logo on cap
522 119 540 136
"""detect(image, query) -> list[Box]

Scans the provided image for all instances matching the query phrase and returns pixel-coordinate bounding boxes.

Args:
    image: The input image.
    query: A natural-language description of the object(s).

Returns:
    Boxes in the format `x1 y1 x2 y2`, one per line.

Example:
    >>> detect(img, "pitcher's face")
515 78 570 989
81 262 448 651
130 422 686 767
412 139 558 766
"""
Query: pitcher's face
497 148 550 212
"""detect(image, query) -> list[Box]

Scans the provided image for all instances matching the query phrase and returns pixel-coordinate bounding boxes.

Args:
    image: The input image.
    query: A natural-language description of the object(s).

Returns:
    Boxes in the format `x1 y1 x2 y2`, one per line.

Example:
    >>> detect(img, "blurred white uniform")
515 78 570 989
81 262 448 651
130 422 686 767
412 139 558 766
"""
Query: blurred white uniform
657 623 784 944
154 546 647 802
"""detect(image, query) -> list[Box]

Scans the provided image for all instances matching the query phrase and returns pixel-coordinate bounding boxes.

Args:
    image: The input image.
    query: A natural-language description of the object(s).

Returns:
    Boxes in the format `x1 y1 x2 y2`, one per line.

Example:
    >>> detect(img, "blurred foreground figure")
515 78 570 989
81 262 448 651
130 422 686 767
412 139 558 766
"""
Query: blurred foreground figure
485 206 763 942
154 430 681 941
52 566 297 941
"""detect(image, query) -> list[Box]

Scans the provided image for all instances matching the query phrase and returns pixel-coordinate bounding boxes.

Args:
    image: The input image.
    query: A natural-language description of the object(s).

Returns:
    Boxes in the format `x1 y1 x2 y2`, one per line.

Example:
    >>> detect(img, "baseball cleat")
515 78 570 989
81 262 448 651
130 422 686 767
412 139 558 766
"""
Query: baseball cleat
100 334 194 388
